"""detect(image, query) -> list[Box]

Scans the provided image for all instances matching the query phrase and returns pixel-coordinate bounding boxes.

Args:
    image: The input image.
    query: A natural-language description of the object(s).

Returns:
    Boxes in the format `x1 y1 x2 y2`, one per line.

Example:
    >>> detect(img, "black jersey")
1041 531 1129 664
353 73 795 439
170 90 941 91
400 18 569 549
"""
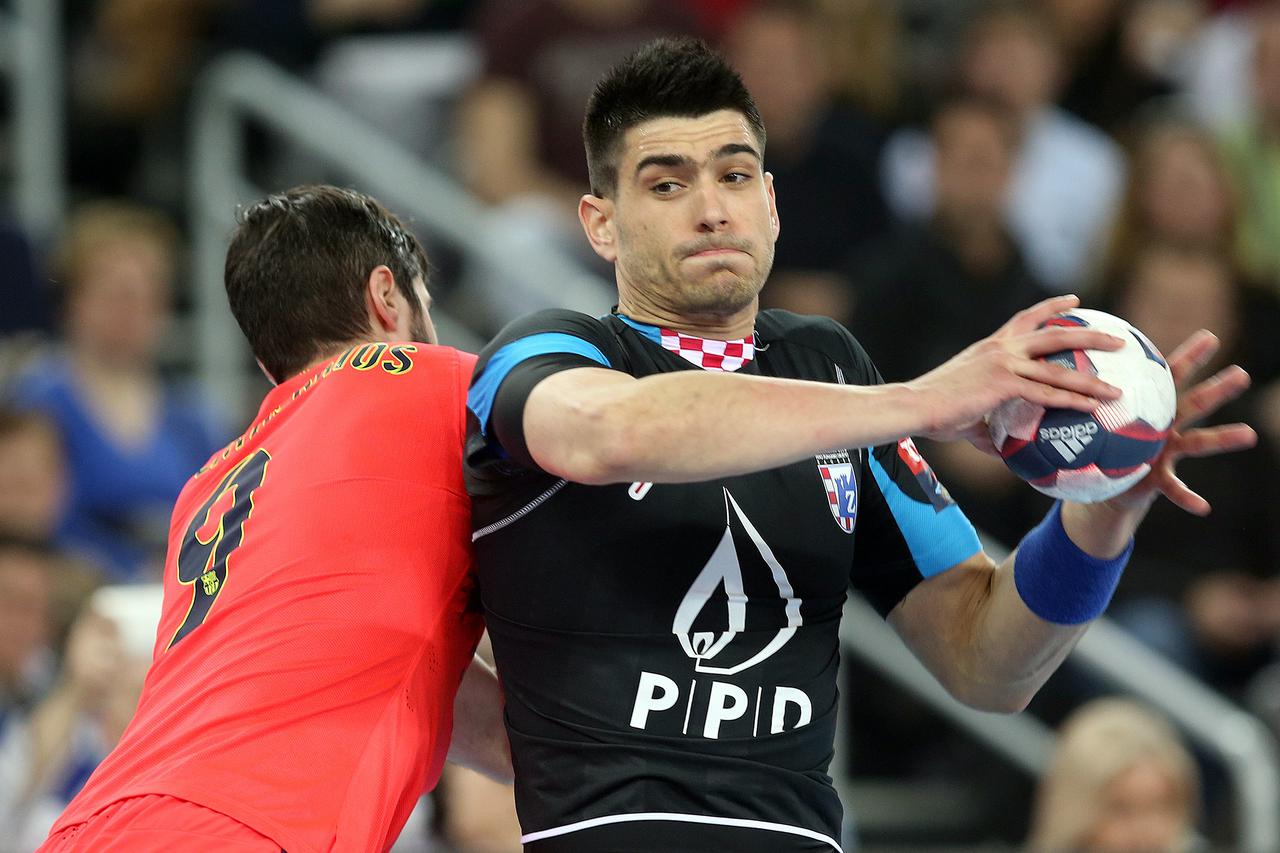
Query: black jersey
464 309 981 852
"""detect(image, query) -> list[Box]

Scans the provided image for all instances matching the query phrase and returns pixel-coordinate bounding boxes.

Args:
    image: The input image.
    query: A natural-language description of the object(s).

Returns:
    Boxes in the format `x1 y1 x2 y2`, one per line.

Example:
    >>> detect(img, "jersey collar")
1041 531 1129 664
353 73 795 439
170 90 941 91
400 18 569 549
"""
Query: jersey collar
614 313 756 372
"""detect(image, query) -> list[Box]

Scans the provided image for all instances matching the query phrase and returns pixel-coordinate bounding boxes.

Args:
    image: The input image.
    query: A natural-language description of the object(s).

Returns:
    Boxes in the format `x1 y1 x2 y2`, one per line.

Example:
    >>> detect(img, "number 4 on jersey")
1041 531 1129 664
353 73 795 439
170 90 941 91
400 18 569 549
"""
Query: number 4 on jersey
167 449 270 649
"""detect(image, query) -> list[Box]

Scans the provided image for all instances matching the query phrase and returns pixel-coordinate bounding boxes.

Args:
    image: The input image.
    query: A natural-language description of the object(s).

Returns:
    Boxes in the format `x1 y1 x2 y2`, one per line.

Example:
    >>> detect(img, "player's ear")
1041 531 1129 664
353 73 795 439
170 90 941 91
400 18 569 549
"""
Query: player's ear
765 172 780 241
366 265 400 334
579 193 618 263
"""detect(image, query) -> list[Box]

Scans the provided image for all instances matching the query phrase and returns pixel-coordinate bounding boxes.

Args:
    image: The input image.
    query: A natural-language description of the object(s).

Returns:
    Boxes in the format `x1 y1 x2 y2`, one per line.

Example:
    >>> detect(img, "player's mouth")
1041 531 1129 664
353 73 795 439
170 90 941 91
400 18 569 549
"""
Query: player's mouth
688 248 745 258
681 240 752 260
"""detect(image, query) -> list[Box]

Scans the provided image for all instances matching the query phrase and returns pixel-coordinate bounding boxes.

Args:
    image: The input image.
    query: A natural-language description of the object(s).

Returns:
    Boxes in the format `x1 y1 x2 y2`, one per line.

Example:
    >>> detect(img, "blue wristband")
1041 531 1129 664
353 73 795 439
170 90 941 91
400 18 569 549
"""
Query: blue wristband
1013 502 1133 625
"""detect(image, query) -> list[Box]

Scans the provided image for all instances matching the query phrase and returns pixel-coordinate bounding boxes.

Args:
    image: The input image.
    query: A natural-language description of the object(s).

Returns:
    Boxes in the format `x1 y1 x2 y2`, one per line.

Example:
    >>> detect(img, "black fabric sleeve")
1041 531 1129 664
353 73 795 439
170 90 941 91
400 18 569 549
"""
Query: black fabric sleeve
466 309 623 472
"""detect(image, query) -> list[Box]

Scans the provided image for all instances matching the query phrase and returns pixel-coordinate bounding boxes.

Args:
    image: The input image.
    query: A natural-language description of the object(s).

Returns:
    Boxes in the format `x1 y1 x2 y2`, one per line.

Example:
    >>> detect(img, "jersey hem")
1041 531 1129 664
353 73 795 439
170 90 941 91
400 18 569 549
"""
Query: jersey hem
54 786 313 853
519 812 843 852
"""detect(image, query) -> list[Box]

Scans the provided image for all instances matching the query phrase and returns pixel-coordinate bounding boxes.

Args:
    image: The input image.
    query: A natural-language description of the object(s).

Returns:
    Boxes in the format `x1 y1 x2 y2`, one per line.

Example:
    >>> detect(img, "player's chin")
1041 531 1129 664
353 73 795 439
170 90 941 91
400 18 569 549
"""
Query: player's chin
684 277 760 314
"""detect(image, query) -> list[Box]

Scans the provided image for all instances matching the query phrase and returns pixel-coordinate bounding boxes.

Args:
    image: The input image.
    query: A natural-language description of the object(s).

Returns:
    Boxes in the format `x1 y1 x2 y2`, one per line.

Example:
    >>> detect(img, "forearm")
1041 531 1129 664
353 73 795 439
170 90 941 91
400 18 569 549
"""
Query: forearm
445 655 512 785
966 557 1090 710
526 369 927 484
959 503 1138 708
894 503 1133 712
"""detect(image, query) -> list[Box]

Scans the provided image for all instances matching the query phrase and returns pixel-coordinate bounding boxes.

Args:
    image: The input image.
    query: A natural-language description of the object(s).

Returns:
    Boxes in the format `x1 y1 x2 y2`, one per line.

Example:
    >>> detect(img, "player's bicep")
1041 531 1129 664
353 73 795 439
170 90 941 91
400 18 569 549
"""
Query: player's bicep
522 367 638 476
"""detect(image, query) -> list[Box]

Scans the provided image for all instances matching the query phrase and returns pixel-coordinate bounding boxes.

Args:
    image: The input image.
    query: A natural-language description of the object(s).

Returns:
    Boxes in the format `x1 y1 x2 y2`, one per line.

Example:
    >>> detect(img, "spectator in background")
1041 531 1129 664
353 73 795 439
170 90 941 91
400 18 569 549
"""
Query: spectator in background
1219 6 1280 290
883 2 1126 293
724 0 889 326
0 411 67 547
1044 0 1198 135
6 585 157 853
850 96 1047 385
7 202 224 581
1101 115 1239 289
1027 698 1199 852
63 0 220 201
0 537 58 849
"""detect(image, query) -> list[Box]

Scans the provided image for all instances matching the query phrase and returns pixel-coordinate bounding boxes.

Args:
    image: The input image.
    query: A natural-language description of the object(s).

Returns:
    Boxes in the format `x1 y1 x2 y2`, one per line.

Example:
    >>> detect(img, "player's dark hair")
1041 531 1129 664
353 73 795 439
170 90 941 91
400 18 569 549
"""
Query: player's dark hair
583 37 765 198
224 185 429 382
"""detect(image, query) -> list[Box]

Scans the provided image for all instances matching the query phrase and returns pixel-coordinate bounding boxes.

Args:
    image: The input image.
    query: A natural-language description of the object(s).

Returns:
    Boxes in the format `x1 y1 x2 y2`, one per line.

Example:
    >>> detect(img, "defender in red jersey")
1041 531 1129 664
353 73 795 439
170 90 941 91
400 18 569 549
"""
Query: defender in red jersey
39 187 505 853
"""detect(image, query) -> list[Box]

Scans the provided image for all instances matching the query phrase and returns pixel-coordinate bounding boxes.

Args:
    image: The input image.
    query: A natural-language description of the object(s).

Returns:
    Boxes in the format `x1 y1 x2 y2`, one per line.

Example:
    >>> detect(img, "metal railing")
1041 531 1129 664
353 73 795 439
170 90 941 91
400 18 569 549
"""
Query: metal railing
0 0 64 242
189 52 612 414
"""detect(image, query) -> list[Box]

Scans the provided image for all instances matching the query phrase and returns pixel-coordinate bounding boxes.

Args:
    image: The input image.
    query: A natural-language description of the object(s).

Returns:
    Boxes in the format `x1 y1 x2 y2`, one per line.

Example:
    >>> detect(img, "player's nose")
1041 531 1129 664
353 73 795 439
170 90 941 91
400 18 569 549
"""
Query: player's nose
694 183 730 232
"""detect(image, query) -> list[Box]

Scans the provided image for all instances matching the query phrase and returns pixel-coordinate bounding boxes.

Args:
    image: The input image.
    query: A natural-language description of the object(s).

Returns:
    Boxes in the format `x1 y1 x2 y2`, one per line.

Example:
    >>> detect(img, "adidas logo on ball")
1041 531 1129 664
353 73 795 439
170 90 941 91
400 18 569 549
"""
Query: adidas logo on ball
1039 422 1098 463
1038 423 1099 442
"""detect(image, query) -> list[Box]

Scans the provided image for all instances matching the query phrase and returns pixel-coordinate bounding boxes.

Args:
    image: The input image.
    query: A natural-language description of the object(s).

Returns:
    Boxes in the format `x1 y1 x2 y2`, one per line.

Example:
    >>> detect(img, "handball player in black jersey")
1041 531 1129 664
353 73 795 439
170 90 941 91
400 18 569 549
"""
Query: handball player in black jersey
463 38 1256 853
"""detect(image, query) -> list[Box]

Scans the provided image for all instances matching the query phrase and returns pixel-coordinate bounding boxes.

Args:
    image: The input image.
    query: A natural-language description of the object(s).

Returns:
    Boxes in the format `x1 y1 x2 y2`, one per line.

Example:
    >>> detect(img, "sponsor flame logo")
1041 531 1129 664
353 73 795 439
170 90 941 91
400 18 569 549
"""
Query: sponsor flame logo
673 490 803 676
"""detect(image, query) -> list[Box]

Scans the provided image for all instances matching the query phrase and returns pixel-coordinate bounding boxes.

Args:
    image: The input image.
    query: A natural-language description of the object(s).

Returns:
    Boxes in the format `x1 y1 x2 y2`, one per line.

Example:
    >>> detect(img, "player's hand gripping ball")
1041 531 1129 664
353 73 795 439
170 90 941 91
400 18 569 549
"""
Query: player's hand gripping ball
987 308 1177 503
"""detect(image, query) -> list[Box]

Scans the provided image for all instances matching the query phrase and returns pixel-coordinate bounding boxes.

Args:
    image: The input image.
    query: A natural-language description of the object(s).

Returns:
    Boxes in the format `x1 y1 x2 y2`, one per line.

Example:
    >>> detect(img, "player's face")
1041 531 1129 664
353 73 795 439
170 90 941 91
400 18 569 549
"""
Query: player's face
607 110 779 320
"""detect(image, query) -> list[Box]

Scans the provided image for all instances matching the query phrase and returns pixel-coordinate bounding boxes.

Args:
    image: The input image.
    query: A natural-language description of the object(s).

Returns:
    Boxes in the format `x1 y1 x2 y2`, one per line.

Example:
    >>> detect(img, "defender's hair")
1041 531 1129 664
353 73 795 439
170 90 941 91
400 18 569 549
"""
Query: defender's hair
224 185 428 382
583 37 765 197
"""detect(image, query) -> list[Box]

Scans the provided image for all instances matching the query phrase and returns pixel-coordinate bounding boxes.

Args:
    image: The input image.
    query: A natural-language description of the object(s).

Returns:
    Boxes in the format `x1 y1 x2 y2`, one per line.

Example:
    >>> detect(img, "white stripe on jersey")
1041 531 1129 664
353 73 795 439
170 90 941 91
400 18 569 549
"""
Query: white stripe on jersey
519 811 843 851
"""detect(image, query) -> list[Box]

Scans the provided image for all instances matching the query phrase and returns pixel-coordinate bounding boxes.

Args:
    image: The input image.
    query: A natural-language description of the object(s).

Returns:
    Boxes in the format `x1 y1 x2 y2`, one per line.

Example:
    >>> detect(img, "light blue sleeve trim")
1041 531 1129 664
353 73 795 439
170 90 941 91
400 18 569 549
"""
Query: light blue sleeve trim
868 454 982 577
467 333 611 435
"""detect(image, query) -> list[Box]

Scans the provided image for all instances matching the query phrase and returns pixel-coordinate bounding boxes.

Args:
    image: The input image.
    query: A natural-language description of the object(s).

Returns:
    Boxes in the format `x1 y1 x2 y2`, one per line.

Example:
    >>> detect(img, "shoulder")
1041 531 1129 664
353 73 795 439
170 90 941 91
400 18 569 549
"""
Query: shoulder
756 309 879 382
476 310 619 371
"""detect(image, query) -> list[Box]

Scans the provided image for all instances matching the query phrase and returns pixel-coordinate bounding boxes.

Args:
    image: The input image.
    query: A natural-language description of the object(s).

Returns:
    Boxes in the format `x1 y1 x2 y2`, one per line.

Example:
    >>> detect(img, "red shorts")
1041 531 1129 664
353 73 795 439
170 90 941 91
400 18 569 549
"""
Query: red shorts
38 794 282 852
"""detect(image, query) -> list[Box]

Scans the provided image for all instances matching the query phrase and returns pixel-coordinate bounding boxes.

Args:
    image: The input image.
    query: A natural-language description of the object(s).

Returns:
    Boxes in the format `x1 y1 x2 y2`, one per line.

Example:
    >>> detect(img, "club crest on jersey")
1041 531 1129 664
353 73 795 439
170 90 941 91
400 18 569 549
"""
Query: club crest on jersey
816 450 857 534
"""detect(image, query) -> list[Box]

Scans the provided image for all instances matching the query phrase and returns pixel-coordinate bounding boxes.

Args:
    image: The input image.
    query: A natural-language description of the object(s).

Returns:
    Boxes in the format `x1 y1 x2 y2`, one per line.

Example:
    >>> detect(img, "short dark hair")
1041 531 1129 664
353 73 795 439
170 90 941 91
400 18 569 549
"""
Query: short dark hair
224 185 429 382
583 37 765 197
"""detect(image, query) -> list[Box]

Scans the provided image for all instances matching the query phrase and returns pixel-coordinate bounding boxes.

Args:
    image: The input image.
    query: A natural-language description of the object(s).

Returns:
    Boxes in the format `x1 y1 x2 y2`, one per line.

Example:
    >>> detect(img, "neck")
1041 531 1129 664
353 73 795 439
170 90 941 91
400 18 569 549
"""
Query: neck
617 292 758 340
278 340 372 385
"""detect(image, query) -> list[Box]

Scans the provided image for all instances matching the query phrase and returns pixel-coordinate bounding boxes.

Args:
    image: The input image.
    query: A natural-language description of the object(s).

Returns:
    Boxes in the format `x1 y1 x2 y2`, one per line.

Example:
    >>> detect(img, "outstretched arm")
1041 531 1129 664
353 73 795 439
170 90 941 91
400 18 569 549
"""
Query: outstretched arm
520 296 1123 485
445 655 512 785
887 331 1257 712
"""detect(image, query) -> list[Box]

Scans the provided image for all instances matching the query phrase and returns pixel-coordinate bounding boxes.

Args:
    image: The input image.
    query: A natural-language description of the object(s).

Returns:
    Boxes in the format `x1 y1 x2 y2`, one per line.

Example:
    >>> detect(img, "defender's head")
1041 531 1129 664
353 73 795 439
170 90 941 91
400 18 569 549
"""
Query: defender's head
224 185 435 384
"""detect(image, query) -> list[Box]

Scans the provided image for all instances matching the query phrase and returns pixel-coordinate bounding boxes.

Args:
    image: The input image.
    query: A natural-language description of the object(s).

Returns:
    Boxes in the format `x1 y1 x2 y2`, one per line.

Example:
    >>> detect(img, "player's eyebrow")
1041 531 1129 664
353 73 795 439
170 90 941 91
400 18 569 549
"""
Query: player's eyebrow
634 153 696 178
633 143 762 179
713 142 761 162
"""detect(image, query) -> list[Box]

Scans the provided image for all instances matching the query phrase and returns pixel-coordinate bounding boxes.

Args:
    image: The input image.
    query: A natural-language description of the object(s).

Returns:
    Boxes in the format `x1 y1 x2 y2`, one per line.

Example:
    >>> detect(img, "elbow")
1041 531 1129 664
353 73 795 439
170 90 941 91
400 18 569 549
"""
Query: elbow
940 674 1035 715
957 686 1034 712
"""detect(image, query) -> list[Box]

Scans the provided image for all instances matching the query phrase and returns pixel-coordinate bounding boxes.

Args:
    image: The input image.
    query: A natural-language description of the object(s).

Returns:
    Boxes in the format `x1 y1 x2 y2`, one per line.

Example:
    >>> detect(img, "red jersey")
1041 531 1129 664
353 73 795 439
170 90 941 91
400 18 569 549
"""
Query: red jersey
50 343 483 853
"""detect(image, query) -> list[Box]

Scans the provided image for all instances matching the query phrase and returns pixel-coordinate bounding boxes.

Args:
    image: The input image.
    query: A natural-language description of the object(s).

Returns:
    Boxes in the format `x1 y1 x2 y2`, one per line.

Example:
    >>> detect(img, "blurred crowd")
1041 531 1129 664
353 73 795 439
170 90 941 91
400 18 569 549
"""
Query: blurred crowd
3 0 1280 849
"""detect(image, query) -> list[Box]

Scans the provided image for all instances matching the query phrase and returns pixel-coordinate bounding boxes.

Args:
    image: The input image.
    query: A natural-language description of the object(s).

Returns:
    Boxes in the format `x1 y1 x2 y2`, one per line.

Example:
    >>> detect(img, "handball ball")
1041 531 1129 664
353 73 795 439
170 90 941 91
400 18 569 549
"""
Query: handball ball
987 309 1176 503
